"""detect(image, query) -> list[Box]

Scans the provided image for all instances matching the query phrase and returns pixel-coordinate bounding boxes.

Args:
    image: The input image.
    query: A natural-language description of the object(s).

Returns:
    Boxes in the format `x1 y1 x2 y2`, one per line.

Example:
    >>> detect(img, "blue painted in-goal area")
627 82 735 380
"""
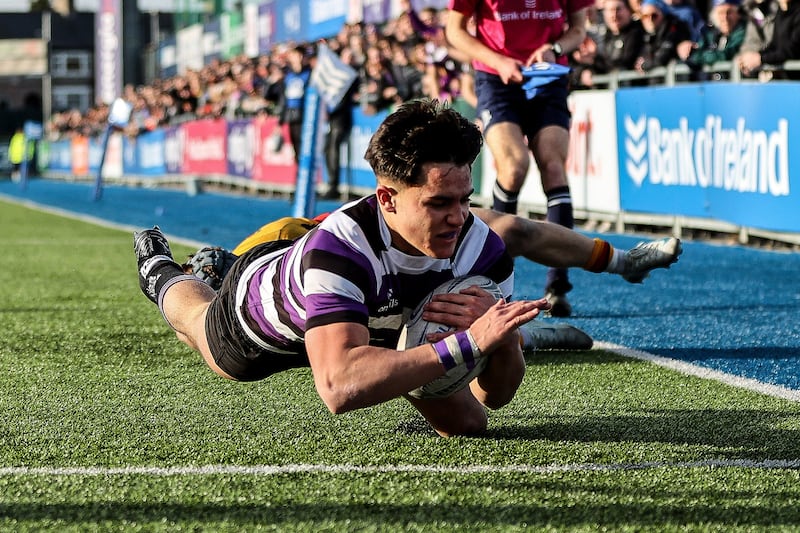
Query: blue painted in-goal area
3 178 800 392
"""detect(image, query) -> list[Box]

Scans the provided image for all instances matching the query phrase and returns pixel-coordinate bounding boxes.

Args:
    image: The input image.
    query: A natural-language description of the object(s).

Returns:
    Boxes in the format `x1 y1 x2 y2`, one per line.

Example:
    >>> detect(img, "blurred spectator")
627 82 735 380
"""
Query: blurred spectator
252 58 270 96
586 0 609 47
422 59 461 102
390 8 418 46
738 0 800 78
665 0 708 40
277 45 312 165
593 0 647 75
389 40 425 102
635 0 695 75
402 0 441 41
261 61 287 115
321 47 359 200
355 45 398 115
739 0 777 53
347 29 368 67
449 66 479 120
686 0 747 78
170 74 200 121
569 34 602 89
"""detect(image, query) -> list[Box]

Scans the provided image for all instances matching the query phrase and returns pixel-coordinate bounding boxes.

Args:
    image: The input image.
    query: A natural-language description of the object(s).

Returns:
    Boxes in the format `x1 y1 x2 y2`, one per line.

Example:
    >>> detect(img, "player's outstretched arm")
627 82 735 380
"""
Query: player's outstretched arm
305 321 451 414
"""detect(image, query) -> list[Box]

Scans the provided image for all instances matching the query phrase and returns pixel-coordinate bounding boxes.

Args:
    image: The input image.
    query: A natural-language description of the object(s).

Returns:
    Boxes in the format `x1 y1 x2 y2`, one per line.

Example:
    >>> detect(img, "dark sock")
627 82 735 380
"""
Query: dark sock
141 260 197 328
545 185 574 229
492 182 518 214
545 186 574 293
139 257 188 305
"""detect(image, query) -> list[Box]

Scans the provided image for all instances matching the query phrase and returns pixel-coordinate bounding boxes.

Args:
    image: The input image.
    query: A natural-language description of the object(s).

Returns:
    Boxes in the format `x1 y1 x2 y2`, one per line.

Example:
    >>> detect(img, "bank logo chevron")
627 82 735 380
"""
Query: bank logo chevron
624 114 647 186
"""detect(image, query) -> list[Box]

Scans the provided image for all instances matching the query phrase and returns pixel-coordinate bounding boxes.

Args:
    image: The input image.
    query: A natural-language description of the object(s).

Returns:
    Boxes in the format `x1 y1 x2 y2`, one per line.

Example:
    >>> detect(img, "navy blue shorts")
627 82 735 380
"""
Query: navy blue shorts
475 70 570 139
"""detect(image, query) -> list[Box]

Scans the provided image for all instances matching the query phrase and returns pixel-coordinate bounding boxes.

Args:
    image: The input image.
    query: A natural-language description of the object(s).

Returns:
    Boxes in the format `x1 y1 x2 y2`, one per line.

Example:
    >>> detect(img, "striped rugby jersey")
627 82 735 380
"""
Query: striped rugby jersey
235 195 514 355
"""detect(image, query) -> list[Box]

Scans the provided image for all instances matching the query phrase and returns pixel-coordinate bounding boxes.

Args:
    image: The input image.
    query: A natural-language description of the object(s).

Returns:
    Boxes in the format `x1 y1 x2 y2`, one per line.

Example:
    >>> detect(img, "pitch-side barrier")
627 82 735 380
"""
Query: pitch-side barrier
40 76 800 248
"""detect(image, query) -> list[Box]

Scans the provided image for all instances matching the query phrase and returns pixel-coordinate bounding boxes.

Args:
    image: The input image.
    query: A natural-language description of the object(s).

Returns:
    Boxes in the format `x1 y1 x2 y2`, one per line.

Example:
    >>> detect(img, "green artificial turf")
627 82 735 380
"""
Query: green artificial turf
2 199 800 532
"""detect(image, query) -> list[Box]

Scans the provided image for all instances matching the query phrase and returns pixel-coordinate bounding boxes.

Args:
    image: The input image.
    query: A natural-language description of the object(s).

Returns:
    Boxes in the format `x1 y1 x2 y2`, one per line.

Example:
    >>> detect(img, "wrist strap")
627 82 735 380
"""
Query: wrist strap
432 330 482 371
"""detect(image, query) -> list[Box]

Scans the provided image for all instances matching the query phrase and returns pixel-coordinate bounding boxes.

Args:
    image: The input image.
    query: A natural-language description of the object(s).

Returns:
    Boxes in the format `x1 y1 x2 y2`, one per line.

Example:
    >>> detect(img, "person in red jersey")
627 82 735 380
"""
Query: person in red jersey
445 0 593 318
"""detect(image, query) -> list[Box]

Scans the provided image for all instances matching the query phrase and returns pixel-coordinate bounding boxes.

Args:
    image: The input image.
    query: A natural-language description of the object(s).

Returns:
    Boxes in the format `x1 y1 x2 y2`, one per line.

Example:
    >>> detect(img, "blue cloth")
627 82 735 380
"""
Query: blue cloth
520 63 571 99
640 0 674 15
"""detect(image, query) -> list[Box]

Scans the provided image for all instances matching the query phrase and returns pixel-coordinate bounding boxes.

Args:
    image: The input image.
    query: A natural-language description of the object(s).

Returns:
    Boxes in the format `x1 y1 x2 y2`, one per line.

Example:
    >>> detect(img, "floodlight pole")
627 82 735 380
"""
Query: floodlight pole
150 10 160 48
41 9 52 127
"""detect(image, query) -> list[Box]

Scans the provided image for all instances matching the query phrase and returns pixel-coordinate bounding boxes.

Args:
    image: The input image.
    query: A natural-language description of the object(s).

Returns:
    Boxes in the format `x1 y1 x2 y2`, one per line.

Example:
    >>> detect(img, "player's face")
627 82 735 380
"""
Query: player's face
383 162 473 259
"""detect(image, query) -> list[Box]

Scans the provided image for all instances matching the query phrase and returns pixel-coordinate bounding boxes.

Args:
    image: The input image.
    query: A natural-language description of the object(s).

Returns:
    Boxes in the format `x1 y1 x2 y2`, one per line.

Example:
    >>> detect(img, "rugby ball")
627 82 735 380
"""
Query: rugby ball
398 275 504 399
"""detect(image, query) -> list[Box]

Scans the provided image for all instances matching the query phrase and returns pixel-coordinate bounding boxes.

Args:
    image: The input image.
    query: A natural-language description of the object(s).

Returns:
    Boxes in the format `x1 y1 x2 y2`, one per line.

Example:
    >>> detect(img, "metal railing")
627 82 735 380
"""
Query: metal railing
591 60 800 89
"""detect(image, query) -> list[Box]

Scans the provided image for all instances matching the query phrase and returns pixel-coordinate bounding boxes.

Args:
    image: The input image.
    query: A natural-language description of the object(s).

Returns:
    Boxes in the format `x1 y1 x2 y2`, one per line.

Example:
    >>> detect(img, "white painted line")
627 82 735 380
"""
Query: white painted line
597 341 800 402
0 192 210 249
0 459 799 477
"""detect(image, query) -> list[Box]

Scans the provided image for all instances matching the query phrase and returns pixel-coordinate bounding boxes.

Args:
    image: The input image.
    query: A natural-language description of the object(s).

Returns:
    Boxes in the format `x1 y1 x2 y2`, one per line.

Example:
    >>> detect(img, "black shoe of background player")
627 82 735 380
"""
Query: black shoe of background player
320 188 340 200
545 291 572 318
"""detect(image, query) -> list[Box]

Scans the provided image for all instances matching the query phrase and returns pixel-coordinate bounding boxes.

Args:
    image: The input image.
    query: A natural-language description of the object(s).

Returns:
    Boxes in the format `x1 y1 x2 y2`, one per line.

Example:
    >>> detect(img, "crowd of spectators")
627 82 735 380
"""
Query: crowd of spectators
46 3 477 141
47 0 800 140
574 0 799 87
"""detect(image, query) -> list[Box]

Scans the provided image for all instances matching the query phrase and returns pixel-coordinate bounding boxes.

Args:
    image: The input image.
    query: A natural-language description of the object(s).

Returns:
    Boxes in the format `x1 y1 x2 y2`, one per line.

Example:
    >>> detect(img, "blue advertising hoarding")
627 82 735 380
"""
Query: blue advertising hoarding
272 0 347 44
306 0 348 41
159 36 178 78
203 20 222 66
616 83 798 233
47 141 72 173
227 120 256 178
258 1 277 55
136 129 168 176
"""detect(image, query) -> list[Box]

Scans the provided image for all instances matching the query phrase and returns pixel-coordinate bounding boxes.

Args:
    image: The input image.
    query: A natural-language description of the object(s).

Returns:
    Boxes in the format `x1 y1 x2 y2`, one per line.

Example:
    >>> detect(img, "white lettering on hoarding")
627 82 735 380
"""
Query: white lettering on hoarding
283 4 301 33
140 142 165 168
625 115 789 197
228 125 255 173
310 0 346 24
186 137 225 160
165 130 183 169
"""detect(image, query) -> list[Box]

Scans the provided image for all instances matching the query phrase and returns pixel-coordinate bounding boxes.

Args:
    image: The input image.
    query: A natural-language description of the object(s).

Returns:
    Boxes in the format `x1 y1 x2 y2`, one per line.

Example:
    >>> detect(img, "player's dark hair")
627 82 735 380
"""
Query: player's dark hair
364 99 482 186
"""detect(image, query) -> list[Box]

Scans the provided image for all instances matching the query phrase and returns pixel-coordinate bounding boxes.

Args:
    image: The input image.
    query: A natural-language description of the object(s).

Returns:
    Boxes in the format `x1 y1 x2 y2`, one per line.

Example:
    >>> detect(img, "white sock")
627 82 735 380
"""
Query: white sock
604 247 626 274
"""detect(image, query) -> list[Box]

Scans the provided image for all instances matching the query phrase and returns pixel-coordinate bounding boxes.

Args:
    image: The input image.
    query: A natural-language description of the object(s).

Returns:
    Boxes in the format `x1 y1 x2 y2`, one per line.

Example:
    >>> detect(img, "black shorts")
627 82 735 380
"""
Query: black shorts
205 240 309 382
475 70 570 139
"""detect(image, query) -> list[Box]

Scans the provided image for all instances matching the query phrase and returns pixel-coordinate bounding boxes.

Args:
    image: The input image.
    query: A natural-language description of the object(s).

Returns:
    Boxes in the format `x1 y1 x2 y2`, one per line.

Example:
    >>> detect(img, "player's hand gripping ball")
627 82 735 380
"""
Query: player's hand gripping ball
398 275 503 399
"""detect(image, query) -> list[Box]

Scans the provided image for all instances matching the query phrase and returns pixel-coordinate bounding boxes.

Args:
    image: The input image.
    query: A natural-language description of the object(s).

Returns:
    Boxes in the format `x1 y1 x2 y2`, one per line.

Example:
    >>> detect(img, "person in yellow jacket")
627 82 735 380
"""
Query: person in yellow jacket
8 127 34 180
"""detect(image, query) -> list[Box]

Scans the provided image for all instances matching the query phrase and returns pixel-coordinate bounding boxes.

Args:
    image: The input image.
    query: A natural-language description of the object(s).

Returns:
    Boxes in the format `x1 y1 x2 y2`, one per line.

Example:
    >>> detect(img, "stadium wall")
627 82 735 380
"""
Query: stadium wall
41 81 800 245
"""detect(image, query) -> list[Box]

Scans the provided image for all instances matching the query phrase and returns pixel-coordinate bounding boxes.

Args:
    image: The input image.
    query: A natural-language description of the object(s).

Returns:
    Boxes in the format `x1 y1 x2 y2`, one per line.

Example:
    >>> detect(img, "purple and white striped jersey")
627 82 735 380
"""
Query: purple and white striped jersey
234 196 514 355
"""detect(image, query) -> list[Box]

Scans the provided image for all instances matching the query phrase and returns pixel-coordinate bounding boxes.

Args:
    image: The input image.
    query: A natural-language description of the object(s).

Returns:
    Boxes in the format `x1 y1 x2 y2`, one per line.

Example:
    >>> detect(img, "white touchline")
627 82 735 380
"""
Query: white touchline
597 341 800 402
0 193 210 249
1 459 800 477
